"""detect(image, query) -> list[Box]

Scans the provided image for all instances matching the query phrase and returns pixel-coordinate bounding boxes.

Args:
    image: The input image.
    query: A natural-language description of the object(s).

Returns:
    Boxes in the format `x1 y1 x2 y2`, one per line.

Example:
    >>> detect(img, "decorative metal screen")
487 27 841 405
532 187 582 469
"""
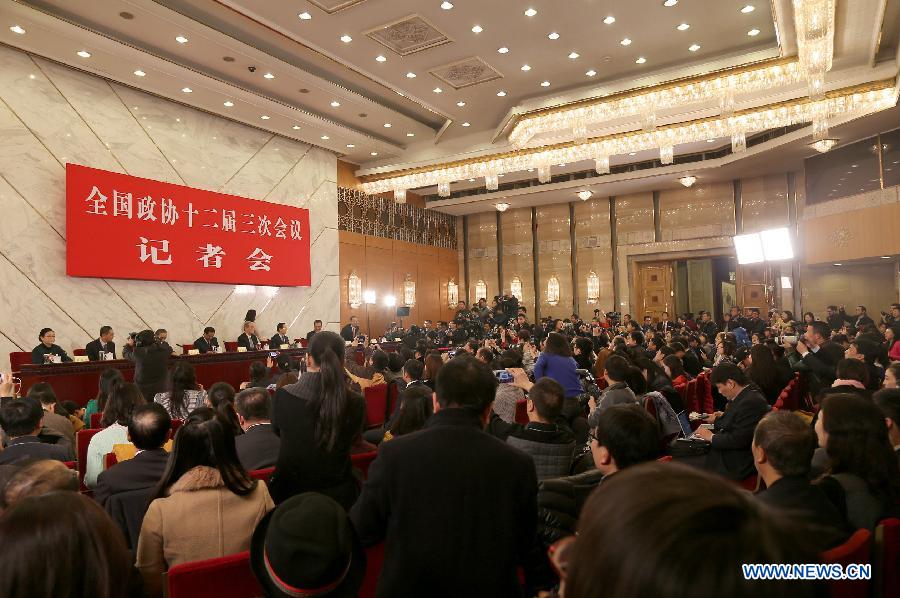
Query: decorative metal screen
338 187 457 249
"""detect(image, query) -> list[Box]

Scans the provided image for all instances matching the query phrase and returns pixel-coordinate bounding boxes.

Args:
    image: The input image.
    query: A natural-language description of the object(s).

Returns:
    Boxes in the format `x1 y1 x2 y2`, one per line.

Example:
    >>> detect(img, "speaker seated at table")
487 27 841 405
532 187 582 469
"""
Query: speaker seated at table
270 323 290 349
237 320 260 351
193 327 220 354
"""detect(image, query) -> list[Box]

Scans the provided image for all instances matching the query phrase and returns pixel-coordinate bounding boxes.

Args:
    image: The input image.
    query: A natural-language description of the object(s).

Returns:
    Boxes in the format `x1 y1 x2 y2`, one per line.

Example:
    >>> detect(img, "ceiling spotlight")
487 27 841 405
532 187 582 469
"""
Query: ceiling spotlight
383 123 392 128
457 101 466 106
330 100 341 107
568 52 580 59
77 50 92 58
707 138 715 143
809 138 838 153
10 25 25 34
407 133 415 137
679 175 697 187
833 263 842 266
664 0 679 6
540 81 551 87
496 90 507 96
298 12 312 20
406 72 416 78
223 101 234 107
346 144 355 148
521 64 532 71
748 28 760 36
133 69 146 77
371 152 379 156
498 46 509 53
603 16 616 25
175 35 188 43
472 25 483 33
586 69 597 76
635 56 647 64
181 87 192 93
689 43 701 52
375 54 387 62
433 87 443 93
320 135 330 140
263 72 275 79
441 1 454 9
620 37 632 46
495 202 510 212
292 125 300 129
261 115 271 120
524 8 537 17
881 256 891 259
548 32 560 40
462 122 471 127
628 152 637 156
741 5 755 13
577 190 593 201
677 23 690 31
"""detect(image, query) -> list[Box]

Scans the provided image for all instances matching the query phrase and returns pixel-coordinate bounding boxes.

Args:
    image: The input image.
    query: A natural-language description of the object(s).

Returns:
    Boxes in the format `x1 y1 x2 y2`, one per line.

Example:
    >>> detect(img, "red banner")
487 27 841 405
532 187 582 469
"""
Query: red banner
66 164 311 286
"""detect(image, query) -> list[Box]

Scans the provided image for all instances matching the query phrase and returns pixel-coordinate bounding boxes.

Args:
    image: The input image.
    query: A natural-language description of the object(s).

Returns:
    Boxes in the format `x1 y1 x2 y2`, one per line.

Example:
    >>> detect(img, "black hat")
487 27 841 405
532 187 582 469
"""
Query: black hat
250 493 366 598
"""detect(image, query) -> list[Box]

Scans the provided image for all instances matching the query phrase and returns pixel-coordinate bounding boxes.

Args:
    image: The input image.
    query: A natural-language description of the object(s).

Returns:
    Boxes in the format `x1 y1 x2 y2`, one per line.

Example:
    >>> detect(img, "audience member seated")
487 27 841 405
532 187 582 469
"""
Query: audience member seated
25 382 75 451
345 349 389 390
206 381 241 435
492 349 526 424
1 459 77 513
275 372 298 388
250 492 365 598
136 408 274 598
0 492 131 598
30 327 72 364
269 331 366 508
818 358 872 402
671 341 701 378
364 358 427 445
873 388 900 460
662 354 688 386
240 360 270 390
60 401 85 434
83 368 124 427
234 387 280 471
382 384 433 442
85 382 145 489
885 362 900 390
633 356 684 413
563 462 824 598
350 355 538 597
814 393 900 530
693 364 769 481
423 351 443 389
746 344 791 405
844 338 885 390
94 403 172 507
572 337 595 372
752 411 849 550
587 355 639 427
0 399 71 464
153 361 206 420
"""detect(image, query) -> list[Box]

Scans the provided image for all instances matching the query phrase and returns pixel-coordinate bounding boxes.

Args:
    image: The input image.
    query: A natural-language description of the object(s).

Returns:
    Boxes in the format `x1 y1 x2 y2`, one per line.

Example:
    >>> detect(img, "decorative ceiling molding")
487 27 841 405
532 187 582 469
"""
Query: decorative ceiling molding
308 0 369 14
429 56 503 90
364 14 452 57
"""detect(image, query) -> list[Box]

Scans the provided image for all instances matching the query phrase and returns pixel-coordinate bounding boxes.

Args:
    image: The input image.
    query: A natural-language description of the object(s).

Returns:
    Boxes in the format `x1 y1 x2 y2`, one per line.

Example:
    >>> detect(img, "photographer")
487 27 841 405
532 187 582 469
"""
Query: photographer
124 329 171 401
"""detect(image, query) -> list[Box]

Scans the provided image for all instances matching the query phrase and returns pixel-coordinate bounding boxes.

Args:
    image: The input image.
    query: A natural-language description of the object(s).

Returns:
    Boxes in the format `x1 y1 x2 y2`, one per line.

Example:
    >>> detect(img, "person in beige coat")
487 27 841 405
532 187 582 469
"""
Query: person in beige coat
136 408 273 598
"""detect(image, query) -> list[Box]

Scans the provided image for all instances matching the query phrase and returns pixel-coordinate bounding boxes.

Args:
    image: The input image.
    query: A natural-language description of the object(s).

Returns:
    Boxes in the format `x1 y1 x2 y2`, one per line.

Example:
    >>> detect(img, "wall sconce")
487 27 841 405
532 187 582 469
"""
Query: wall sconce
475 279 487 302
547 275 560 306
510 276 523 301
586 271 600 304
403 274 416 306
447 278 459 307
348 271 362 308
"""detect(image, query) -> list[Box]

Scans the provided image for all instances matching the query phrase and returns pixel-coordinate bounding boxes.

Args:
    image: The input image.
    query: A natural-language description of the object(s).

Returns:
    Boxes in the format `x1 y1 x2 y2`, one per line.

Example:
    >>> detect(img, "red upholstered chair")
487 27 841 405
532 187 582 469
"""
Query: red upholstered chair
363 385 389 429
90 412 103 429
63 460 76 470
76 428 102 491
385 382 400 424
181 344 194 355
165 551 261 598
674 383 688 406
657 455 673 463
73 348 87 356
224 341 238 352
360 543 385 598
298 338 308 348
104 452 118 469
684 379 700 414
875 518 900 598
352 450 378 481
738 473 759 492
821 529 872 598
697 374 714 413
249 467 275 484
170 419 183 437
514 399 528 425
9 351 32 372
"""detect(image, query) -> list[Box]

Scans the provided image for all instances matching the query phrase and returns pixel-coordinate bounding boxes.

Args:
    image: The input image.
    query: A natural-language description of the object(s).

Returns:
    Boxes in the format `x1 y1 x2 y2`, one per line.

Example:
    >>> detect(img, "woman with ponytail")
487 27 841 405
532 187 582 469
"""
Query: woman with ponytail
268 331 366 508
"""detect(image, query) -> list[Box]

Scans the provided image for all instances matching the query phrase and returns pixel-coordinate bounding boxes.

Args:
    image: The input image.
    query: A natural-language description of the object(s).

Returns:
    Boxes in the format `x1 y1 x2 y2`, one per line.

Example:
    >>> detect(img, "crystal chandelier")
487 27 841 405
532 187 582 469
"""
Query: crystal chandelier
394 189 406 203
793 0 835 100
403 274 416 306
447 278 459 307
348 271 362 308
510 276 523 301
547 276 560 307
475 279 488 302
586 271 600 304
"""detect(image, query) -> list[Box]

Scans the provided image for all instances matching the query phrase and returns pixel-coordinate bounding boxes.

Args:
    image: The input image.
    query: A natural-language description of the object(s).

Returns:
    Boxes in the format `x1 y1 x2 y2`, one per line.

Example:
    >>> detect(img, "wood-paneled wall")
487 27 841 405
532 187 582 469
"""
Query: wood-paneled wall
339 231 459 337
801 202 900 265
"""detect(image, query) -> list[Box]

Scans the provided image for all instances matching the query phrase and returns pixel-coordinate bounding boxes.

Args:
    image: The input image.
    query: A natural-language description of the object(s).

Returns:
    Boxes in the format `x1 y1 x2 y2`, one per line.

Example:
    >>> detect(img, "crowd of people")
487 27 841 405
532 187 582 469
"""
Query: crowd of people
0 299 898 597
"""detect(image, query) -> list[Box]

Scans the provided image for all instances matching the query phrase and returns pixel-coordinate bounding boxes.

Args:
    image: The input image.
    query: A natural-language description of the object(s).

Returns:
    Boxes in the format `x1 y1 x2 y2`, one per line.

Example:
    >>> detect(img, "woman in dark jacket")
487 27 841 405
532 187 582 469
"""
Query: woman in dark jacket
269 331 366 509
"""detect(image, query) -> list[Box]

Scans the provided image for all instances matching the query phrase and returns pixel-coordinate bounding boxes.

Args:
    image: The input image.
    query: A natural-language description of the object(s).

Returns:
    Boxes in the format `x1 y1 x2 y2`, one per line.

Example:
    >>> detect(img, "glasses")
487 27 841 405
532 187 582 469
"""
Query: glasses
587 431 598 444
548 536 576 580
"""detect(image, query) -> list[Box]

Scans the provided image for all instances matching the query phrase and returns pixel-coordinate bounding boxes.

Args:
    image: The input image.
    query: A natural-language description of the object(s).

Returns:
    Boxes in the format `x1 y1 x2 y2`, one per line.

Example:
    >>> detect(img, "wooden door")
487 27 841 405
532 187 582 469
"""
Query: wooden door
637 262 674 320
735 264 771 314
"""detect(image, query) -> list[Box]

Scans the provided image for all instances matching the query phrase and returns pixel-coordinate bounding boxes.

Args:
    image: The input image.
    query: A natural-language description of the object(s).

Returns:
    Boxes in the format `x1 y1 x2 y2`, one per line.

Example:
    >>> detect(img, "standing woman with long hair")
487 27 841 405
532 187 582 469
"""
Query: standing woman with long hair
268 331 366 508
82 368 124 427
136 408 272 597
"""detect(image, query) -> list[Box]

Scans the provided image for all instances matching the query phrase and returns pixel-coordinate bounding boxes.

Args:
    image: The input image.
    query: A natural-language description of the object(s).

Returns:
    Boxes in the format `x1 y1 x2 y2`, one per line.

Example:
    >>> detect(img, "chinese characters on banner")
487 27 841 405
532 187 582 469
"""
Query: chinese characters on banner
66 164 311 286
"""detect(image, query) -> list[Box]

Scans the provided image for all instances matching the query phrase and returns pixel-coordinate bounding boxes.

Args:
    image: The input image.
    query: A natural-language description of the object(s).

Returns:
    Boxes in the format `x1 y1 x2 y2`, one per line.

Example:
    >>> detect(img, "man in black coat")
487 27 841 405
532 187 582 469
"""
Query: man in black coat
86 325 116 361
795 321 843 387
0 398 70 465
698 311 718 339
237 321 260 351
350 356 538 598
694 363 769 480
94 404 171 507
270 322 291 349
234 388 280 471
340 316 361 342
193 326 219 353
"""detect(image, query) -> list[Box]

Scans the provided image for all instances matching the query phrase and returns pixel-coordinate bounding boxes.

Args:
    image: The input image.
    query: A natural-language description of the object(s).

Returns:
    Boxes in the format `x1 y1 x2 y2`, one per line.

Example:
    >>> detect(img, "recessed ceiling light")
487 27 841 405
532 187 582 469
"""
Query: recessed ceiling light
292 125 300 130
707 138 715 143
433 87 443 93
677 23 690 31
548 32 560 40
620 37 632 46
406 72 416 78
133 69 146 77
521 64 532 71
298 12 312 20
181 87 192 93
371 152 378 156
628 152 636 156
472 25 483 33
321 135 330 140
524 8 537 17
496 90 507 96
468 178 476 182
330 101 341 107
462 122 471 127
457 101 466 106
441 1 454 9
741 5 755 13
568 52 580 59
263 72 275 79
375 56 388 65
406 133 415 137
76 50 91 58
346 144 355 148
223 101 234 107
586 69 597 76
9 25 25 35
881 256 891 259
577 190 593 200
603 16 616 25
689 43 701 52
540 80 550 87
664 0 678 6
498 46 509 54
833 263 842 266
679 176 697 187
635 57 647 64
260 115 270 120
383 123 392 128
340 34 352 43
748 28 760 36
175 35 188 44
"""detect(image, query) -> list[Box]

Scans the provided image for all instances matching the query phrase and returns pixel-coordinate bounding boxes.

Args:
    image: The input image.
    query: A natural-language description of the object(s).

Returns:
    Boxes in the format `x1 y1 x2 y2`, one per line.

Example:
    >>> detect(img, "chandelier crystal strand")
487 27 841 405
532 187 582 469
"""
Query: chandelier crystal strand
538 164 552 183
594 156 610 174
394 189 407 203
793 0 835 99
510 276 523 301
438 181 450 197
586 271 600 304
731 131 747 153
660 145 674 165
547 276 560 306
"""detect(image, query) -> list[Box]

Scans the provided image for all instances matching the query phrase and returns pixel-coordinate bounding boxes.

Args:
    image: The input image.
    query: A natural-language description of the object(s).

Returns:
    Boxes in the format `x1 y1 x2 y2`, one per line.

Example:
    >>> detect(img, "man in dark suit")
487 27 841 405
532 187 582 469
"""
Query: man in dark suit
656 311 675 334
698 311 718 339
306 319 323 343
237 321 260 351
746 308 767 337
752 411 849 550
340 316 361 342
694 363 769 480
270 322 290 349
94 403 171 507
194 326 219 353
796 321 843 387
0 398 70 465
350 355 538 597
234 388 280 471
86 325 116 361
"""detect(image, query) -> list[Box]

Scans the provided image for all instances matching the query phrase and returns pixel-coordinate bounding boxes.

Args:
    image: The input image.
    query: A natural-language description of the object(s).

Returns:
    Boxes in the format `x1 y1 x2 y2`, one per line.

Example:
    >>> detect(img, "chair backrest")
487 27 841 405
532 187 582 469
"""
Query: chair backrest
697 374 714 413
514 399 528 425
363 385 389 428
875 518 900 598
63 460 76 469
181 344 194 355
224 341 238 352
76 428 103 491
684 379 700 413
166 551 261 598
359 543 385 598
386 382 400 423
657 455 673 463
821 528 872 598
249 467 274 484
9 351 32 372
90 412 103 429
352 450 378 481
105 452 119 469
674 383 688 404
170 419 183 437
299 338 309 348
73 348 87 356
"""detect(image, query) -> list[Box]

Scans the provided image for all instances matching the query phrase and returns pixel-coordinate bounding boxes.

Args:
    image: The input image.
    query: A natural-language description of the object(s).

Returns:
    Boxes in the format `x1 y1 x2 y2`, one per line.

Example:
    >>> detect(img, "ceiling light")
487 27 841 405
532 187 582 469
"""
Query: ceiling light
223 101 234 107
577 190 593 200
371 152 378 156
292 125 300 130
498 47 509 53
495 203 510 212
548 32 560 40
472 25 483 33
175 35 188 44
628 152 637 156
462 122 471 127
407 133 415 137
340 34 352 43
261 115 271 120
456 101 466 106
568 52 580 59
677 23 690 31
881 256 891 259
679 175 697 187
441 1 454 9
748 28 760 36
541 81 551 87
10 25 25 35
433 87 443 93
133 70 146 77
524 8 537 17
375 55 387 63
586 69 597 76
321 135 330 140
346 144 355 148
76 50 91 58
620 38 632 46
298 12 312 20
263 72 275 79
521 64 531 71
406 72 416 78
664 0 679 6
833 263 842 266
330 100 341 107
689 44 701 52
181 87 192 93
383 123 392 128
635 57 646 64
603 16 616 25
809 138 838 153
741 5 755 13
497 90 507 97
